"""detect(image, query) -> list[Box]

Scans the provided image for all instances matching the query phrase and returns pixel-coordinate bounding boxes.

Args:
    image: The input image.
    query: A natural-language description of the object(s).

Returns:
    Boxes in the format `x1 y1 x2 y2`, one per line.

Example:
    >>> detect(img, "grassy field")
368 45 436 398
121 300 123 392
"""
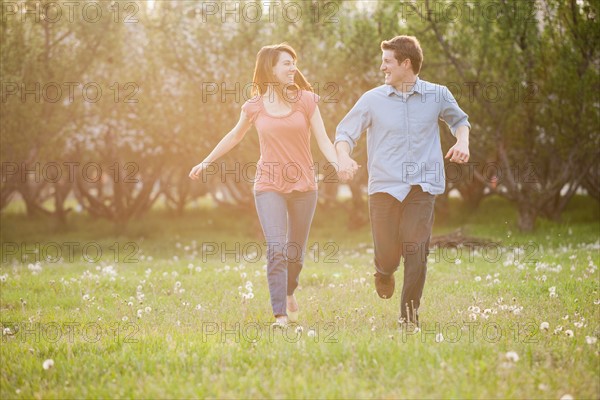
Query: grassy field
1 196 599 399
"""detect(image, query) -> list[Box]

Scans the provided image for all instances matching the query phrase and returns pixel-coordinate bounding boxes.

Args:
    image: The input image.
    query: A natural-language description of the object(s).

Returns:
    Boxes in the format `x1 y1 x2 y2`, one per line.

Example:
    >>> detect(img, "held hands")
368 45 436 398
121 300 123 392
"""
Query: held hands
336 153 360 182
445 139 470 164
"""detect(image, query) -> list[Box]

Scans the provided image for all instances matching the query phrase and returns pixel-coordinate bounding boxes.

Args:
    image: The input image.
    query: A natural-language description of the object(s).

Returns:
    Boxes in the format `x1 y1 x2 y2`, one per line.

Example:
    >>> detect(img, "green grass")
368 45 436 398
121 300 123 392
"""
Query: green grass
1 195 599 399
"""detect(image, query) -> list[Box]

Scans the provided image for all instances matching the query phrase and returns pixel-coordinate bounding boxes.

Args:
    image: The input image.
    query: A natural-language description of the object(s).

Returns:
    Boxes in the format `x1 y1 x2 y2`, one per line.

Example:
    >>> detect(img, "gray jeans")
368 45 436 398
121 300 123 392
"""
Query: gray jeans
254 190 318 317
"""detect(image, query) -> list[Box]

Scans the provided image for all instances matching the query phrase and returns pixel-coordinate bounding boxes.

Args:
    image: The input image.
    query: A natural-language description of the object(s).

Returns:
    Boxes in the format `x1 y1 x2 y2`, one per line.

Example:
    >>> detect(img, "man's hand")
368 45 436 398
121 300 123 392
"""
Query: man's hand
445 140 470 164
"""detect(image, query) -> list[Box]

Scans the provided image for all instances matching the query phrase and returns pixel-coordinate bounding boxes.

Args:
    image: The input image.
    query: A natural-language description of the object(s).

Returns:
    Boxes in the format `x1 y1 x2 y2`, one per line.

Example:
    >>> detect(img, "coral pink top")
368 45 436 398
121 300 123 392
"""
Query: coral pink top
242 90 320 193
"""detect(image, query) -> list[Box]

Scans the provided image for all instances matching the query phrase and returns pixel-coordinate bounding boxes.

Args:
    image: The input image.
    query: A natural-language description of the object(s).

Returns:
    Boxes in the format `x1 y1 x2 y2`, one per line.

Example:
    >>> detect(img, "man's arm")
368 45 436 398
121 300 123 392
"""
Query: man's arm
440 86 471 164
334 95 370 181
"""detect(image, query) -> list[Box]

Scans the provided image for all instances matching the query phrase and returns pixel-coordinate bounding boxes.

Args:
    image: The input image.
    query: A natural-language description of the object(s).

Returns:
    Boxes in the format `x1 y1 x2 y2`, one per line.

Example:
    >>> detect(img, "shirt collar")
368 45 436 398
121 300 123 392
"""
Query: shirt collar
386 77 423 97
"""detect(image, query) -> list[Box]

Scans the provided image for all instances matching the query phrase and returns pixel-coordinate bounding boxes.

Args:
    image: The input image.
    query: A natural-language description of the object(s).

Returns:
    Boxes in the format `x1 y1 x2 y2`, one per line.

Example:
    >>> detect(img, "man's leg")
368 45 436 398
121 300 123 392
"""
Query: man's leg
398 186 435 323
368 192 403 298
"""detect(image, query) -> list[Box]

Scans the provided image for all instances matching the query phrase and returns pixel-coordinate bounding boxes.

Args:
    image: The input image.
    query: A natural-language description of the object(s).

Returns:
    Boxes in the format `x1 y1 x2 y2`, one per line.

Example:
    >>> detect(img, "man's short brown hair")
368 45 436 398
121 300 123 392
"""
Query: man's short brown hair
381 35 423 74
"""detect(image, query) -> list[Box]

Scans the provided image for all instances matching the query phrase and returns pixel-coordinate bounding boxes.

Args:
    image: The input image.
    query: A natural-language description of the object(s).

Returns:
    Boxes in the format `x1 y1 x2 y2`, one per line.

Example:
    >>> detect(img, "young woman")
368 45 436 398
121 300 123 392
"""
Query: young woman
189 44 339 327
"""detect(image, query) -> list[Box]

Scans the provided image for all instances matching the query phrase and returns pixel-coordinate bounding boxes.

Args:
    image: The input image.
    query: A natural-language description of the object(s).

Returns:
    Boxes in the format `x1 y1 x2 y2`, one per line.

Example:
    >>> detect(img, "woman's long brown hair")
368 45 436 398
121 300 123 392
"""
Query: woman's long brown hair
250 43 313 103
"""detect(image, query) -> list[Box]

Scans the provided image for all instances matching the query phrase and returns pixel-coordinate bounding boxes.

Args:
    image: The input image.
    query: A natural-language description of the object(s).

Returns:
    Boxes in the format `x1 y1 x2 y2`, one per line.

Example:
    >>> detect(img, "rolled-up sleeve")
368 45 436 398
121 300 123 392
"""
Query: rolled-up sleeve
440 86 470 135
335 95 371 155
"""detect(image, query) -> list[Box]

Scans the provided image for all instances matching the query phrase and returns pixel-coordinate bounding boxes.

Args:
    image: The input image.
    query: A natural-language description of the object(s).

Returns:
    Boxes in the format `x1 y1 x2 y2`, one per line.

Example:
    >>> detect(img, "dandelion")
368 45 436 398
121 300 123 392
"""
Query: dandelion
540 322 549 331
474 276 481 282
0 274 7 282
565 330 574 337
307 329 316 337
195 304 202 311
559 394 574 400
3 327 12 336
137 309 143 318
296 326 304 334
145 307 152 313
42 359 54 370
82 294 90 301
553 326 563 335
505 351 519 362
127 301 133 307
585 336 597 345
435 333 444 343
122 316 128 322
455 259 462 265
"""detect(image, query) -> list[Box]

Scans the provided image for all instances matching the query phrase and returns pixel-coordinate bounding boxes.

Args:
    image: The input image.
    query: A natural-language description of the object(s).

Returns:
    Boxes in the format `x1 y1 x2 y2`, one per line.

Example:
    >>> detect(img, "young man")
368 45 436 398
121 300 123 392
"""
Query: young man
335 35 471 325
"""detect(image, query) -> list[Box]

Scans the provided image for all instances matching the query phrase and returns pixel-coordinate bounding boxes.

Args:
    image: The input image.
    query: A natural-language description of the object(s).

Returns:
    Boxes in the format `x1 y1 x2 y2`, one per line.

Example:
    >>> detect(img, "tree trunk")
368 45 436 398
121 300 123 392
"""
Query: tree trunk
517 204 537 232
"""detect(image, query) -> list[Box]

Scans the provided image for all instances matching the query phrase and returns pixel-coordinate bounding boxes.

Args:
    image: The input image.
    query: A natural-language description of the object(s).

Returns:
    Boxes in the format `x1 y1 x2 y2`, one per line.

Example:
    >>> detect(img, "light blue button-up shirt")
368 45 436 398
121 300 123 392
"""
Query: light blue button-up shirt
335 78 471 201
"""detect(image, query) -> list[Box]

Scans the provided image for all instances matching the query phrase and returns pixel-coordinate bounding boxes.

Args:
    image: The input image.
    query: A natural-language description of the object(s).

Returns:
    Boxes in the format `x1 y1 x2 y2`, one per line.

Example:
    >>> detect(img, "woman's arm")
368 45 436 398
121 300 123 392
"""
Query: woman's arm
189 110 253 180
310 106 339 171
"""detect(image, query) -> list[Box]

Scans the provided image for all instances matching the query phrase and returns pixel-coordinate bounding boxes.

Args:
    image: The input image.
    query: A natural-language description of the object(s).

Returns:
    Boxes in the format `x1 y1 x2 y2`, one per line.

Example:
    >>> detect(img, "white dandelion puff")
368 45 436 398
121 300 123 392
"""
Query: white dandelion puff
505 351 519 362
565 330 574 337
42 359 54 370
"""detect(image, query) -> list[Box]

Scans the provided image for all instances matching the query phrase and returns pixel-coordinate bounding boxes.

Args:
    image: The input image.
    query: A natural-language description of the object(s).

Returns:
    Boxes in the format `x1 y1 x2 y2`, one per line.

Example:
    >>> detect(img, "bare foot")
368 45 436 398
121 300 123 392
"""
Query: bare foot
286 295 299 323
286 295 298 312
272 315 288 328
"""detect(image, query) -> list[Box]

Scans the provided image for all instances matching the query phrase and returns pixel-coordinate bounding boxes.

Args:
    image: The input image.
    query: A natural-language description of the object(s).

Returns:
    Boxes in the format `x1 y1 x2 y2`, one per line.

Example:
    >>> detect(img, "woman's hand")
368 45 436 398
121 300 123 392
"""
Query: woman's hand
188 162 206 180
